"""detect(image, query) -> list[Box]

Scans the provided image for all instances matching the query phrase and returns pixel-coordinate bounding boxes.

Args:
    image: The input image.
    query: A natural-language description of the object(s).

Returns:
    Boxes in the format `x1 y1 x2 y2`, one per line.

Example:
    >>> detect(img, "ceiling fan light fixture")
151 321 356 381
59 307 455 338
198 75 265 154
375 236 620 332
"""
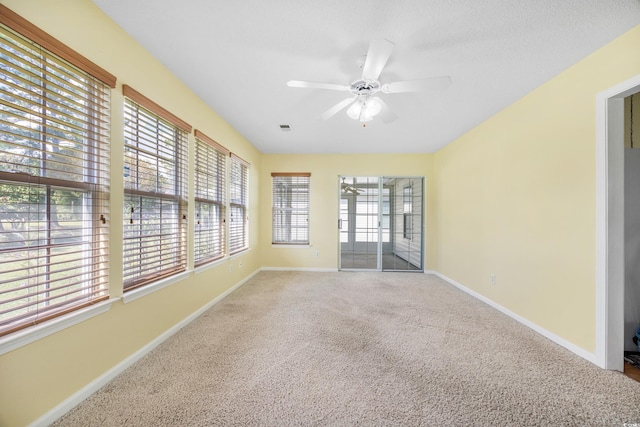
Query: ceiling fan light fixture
360 111 374 123
347 97 382 123
346 101 363 120
366 98 382 116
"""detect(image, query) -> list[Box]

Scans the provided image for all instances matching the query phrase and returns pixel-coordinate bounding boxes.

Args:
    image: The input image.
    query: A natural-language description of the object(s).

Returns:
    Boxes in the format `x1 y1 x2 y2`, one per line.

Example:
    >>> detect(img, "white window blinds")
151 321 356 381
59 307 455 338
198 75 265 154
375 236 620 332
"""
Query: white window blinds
228 154 249 254
122 85 189 290
272 173 310 244
0 8 113 336
194 130 227 266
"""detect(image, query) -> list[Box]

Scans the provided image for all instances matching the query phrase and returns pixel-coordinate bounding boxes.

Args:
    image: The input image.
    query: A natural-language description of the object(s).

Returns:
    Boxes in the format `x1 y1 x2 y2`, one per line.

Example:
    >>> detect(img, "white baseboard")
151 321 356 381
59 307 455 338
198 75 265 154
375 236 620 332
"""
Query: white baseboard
429 271 599 367
261 267 339 272
29 268 260 427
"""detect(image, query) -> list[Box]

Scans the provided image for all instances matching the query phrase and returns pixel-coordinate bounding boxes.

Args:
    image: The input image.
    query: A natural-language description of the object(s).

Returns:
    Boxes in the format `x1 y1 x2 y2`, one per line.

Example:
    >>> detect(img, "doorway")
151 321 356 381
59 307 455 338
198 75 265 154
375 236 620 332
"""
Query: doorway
339 176 423 271
623 93 640 380
597 74 640 371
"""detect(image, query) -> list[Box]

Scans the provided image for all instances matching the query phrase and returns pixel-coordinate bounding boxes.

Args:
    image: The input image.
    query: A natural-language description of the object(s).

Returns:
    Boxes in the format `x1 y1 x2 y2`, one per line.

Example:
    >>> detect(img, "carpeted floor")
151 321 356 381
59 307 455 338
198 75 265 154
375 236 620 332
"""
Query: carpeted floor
53 271 640 426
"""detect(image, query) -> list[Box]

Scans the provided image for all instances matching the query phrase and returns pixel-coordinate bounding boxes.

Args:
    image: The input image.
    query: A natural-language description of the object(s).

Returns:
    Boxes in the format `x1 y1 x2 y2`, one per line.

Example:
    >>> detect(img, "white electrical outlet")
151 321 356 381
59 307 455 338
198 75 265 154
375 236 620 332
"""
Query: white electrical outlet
490 274 496 285
229 264 233 272
315 251 320 257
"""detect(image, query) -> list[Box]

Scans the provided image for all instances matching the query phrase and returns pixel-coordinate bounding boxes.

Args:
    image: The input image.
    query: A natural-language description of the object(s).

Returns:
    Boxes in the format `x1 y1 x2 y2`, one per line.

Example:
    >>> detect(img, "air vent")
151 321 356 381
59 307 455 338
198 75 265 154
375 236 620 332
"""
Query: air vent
279 124 292 131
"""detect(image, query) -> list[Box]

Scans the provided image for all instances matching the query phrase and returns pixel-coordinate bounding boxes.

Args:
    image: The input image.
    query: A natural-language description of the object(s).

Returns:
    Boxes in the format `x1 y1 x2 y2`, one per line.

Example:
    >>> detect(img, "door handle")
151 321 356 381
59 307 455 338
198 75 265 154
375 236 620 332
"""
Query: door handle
338 218 342 229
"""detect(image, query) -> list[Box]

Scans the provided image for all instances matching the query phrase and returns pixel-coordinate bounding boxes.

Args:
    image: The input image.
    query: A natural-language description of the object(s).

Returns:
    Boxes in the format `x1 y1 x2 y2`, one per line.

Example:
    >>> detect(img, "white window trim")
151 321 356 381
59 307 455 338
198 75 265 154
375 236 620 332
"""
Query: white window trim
0 298 119 356
229 247 252 260
194 256 226 275
122 270 192 304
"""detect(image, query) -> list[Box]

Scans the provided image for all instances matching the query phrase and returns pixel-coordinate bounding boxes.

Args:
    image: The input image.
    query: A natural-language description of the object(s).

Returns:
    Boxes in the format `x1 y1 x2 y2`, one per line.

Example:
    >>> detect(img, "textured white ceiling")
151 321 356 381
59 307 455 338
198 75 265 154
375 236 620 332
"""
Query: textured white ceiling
93 0 640 154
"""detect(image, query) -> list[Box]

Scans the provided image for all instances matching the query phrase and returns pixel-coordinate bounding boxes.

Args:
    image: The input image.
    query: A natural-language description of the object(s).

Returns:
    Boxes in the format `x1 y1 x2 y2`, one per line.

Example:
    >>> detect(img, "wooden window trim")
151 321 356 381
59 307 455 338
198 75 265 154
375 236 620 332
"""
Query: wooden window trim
194 254 224 268
230 152 250 167
1 296 109 337
271 172 311 177
0 4 116 88
271 174 310 245
123 266 186 292
194 130 229 155
122 85 192 132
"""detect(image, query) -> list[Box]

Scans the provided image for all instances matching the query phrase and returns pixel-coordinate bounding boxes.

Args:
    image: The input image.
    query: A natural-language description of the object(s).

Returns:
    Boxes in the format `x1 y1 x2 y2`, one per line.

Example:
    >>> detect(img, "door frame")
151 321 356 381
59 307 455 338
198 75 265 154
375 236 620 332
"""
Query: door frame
596 73 640 370
338 175 424 272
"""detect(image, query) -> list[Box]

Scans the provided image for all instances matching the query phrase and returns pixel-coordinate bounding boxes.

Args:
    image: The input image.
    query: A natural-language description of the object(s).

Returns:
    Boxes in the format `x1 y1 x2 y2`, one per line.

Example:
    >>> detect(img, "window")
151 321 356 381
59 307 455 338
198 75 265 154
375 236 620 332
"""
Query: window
272 173 310 244
403 185 412 240
194 130 227 266
122 85 190 290
228 154 249 254
0 5 115 336
403 185 412 213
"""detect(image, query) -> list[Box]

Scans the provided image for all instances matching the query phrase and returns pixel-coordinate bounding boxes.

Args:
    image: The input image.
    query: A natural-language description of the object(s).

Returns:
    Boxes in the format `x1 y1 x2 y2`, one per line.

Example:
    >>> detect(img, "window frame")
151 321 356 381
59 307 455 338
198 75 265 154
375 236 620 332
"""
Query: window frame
228 153 249 255
271 172 311 245
0 5 114 337
193 130 228 266
122 85 191 291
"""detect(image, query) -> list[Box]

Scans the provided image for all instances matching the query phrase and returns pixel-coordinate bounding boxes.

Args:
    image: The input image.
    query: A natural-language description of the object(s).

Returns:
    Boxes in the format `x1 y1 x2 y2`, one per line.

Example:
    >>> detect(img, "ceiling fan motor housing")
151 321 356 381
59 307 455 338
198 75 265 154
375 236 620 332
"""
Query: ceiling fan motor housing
350 79 380 96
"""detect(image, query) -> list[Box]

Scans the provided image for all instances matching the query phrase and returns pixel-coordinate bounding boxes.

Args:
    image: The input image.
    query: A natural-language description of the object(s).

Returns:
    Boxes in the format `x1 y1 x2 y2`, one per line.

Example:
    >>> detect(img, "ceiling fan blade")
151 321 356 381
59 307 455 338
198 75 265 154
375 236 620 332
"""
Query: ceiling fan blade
381 76 452 94
373 97 398 124
321 97 356 120
287 80 350 91
361 39 395 82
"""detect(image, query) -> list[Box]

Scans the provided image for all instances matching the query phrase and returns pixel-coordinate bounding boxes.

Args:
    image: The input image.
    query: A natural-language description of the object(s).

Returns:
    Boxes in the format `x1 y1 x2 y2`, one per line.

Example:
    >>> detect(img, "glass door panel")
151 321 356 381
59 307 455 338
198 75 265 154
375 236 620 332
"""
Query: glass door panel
340 176 379 270
382 177 423 271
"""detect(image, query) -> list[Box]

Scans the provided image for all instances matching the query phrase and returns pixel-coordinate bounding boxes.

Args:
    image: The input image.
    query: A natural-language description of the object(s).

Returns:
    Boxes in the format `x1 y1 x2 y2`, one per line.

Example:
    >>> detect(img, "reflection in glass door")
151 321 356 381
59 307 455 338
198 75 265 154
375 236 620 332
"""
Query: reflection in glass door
339 176 423 271
339 177 380 269
381 177 423 271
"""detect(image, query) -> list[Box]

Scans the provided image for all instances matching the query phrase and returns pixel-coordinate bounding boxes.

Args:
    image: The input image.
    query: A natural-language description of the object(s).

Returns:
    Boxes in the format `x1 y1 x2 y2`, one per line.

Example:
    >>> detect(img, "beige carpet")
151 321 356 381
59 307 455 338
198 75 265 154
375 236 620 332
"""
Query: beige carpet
54 271 640 426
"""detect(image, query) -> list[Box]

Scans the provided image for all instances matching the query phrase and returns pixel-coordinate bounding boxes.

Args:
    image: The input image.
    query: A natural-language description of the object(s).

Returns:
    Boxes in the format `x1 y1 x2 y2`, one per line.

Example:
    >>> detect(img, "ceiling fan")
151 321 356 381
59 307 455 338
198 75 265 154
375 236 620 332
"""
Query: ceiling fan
341 177 362 195
287 39 451 126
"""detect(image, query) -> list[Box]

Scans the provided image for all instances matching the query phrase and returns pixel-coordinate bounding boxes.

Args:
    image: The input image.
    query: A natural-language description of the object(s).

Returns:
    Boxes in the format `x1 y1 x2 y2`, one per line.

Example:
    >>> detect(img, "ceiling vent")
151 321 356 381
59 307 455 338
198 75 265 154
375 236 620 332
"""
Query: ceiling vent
279 124 292 131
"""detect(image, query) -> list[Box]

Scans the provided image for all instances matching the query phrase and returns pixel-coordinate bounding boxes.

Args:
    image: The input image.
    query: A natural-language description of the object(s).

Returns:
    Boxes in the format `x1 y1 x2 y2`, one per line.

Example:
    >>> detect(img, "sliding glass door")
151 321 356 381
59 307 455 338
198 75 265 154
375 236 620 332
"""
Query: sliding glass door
339 177 380 269
339 176 423 271
382 177 423 271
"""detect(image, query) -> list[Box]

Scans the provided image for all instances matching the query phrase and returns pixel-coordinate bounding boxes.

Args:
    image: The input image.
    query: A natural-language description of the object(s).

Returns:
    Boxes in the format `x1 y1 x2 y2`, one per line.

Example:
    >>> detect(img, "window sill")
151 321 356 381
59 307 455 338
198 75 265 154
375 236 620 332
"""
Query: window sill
271 244 310 248
0 298 119 356
122 270 191 304
194 257 226 275
229 247 252 259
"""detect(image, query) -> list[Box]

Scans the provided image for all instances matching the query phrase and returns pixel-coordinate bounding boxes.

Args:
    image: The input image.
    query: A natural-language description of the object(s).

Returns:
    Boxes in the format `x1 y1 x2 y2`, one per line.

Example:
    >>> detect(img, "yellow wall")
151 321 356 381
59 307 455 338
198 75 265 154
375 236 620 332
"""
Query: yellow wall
434 25 640 352
259 154 436 271
3 0 640 425
0 1 261 426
